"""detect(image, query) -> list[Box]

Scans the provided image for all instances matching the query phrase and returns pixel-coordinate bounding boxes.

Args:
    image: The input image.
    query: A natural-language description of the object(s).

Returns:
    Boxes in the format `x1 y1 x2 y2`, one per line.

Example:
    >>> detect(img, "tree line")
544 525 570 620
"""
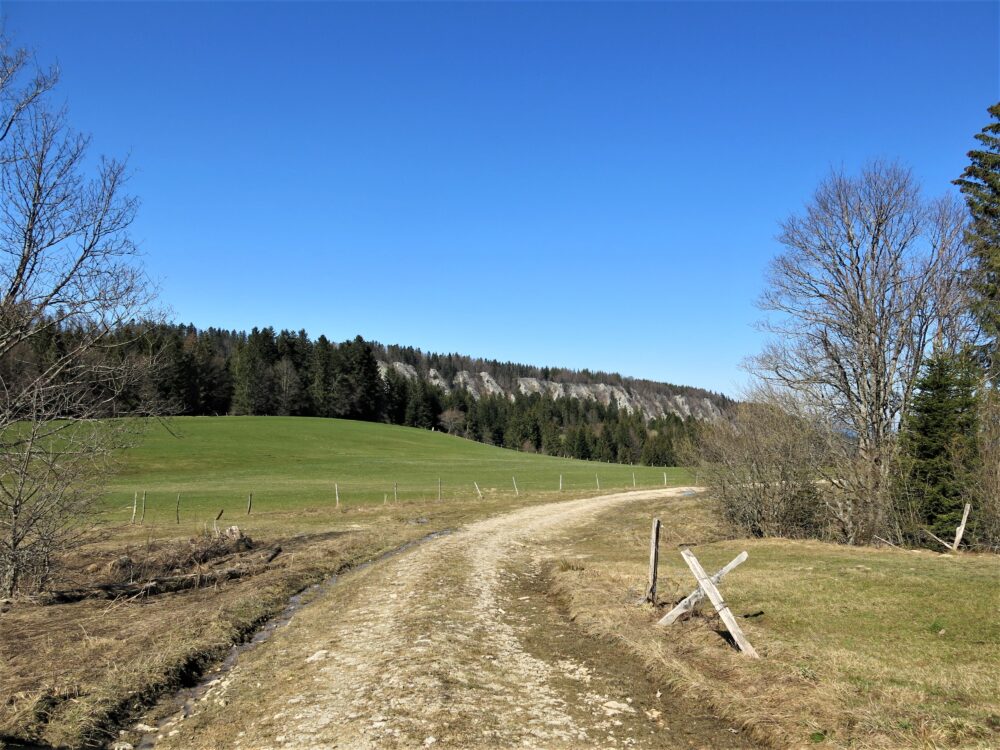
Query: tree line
103 324 699 466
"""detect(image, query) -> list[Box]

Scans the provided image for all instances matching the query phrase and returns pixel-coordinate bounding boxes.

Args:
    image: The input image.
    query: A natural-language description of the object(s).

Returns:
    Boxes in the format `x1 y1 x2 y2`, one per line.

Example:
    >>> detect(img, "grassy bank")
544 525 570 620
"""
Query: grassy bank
549 492 1000 748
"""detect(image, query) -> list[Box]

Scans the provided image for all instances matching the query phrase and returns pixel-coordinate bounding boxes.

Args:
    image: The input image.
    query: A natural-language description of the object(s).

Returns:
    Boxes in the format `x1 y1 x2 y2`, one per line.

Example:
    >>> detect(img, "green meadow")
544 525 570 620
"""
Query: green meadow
103 416 689 523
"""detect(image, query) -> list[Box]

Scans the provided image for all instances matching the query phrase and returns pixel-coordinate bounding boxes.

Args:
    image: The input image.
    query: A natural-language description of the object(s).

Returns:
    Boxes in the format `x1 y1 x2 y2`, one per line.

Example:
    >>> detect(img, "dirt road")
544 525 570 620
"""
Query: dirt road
151 488 754 749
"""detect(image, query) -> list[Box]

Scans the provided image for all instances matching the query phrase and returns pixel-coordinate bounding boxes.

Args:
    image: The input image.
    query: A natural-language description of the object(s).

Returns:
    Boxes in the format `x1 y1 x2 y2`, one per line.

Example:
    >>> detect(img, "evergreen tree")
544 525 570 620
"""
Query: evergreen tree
899 351 980 542
325 337 385 420
230 328 276 415
193 333 232 415
954 102 1000 378
404 379 437 429
309 336 335 417
382 367 410 424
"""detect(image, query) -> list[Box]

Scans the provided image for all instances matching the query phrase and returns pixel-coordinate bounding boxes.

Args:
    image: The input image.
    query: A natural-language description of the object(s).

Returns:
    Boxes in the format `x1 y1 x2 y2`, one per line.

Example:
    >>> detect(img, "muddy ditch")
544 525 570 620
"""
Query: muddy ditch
129 530 450 750
0 526 447 750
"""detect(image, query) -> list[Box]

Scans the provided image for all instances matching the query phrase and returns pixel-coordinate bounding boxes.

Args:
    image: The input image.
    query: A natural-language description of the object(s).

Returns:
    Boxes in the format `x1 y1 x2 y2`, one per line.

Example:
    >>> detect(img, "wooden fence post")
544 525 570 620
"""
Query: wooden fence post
953 503 972 550
131 492 138 525
394 482 398 503
512 477 519 497
140 491 146 525
335 483 340 509
559 474 563 491
633 472 637 488
645 518 661 603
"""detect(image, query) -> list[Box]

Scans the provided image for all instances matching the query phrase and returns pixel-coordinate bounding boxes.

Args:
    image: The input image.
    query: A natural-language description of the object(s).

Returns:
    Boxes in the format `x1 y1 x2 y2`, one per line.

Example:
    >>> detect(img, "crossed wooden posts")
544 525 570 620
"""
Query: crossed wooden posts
656 542 759 659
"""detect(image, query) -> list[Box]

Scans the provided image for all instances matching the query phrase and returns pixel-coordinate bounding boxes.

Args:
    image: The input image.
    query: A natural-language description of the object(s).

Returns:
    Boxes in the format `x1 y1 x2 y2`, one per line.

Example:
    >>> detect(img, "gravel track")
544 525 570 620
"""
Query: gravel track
153 488 745 749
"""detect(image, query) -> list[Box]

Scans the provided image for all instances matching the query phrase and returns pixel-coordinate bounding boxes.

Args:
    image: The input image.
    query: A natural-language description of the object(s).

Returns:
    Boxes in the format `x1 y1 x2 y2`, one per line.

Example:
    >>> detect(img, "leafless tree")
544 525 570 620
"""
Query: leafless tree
273 357 300 416
438 407 466 435
686 389 832 539
970 389 1000 549
750 162 971 543
0 36 157 596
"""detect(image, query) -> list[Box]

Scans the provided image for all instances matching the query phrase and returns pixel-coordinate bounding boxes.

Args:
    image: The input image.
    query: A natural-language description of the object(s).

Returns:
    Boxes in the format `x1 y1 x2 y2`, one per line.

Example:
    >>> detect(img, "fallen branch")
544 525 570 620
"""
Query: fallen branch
40 546 283 605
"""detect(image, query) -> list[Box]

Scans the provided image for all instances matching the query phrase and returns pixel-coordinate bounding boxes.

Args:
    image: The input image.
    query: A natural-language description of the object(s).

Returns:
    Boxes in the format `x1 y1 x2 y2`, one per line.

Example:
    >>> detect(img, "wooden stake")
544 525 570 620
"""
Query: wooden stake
140 491 146 525
663 471 667 486
953 503 971 551
659 551 748 625
176 493 181 524
633 472 637 488
384 493 388 505
595 474 600 490
923 528 954 551
512 477 519 496
559 474 563 491
874 535 901 549
335 483 340 509
679 549 759 658
246 491 253 516
644 518 661 604
474 481 483 500
394 482 398 503
438 478 442 501
131 492 137 525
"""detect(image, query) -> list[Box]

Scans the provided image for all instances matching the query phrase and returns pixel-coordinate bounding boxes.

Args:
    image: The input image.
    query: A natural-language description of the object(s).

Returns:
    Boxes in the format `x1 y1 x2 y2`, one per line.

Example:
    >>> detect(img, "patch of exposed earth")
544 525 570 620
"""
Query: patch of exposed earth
148 489 756 749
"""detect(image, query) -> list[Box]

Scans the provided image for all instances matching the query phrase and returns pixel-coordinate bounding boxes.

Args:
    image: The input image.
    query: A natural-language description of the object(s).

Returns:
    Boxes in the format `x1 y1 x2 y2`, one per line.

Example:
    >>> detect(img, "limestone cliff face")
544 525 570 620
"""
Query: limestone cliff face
377 361 725 421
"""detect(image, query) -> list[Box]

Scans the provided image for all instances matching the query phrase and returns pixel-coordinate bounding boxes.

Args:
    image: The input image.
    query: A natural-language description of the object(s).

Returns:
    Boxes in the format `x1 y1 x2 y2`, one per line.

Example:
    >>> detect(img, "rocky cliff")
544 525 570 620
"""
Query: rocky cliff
376 361 726 421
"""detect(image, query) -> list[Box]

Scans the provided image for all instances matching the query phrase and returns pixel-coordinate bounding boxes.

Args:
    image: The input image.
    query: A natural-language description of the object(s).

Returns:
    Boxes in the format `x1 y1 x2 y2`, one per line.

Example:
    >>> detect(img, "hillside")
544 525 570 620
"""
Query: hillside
102 416 689 522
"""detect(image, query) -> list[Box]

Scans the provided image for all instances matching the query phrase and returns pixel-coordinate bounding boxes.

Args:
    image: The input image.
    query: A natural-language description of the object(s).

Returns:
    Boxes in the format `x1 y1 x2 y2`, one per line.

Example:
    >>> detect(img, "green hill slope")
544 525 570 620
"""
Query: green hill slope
104 416 688 523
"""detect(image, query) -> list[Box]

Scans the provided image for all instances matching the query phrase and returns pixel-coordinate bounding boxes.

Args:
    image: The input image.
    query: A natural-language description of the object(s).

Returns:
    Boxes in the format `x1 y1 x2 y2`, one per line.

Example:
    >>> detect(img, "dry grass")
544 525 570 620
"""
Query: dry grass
549 492 1000 749
0 485 622 748
0 503 451 748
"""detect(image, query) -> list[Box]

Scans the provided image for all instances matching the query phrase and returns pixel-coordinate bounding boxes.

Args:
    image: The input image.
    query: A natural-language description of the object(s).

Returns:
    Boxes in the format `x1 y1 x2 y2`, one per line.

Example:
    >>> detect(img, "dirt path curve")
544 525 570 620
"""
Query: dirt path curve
154 488 749 749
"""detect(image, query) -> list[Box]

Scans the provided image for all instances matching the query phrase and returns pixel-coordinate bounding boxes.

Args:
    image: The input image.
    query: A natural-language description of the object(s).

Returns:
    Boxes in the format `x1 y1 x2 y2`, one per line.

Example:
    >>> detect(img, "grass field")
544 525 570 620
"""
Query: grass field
103 416 688 524
550 492 1000 748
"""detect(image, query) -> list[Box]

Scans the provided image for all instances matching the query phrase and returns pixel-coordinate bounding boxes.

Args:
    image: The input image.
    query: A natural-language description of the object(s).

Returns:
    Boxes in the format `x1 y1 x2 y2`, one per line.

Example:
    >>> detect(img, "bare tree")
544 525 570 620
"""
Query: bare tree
0 36 156 596
750 162 971 543
438 407 466 435
971 389 1000 549
686 390 831 539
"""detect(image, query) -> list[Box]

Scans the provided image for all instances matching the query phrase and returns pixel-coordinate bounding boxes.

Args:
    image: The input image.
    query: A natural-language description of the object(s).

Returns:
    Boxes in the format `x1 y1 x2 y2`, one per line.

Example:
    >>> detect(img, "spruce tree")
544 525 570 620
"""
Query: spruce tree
954 102 1000 378
899 352 980 542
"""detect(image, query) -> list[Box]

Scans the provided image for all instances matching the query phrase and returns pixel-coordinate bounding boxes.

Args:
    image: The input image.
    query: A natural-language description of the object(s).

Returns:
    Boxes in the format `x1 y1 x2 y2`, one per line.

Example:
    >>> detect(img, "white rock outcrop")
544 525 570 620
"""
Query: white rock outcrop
377 360 724 421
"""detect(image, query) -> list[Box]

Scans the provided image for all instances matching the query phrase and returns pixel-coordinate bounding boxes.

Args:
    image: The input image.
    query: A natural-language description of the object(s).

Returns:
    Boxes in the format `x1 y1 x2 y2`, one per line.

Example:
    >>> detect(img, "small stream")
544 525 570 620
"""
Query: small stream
124 529 450 749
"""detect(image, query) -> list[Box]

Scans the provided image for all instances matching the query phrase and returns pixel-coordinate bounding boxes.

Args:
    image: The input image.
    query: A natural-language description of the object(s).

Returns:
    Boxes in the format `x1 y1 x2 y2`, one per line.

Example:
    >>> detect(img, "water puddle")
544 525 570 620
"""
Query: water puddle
135 529 450 749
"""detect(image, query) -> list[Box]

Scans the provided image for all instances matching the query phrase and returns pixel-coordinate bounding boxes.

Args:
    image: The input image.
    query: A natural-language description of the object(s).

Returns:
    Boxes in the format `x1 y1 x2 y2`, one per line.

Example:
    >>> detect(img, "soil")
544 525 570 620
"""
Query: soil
147 489 759 749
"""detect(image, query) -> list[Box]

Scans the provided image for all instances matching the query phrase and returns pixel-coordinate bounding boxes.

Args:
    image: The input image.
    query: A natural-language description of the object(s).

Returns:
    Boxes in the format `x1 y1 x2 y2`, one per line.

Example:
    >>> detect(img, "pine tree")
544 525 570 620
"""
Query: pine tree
898 352 980 541
404 379 436 429
954 102 1000 378
308 336 334 417
231 328 276 415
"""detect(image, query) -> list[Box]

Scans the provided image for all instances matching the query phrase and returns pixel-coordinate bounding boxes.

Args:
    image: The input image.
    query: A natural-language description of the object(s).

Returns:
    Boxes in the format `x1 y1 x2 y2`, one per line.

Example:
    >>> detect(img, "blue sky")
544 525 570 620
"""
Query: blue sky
5 2 998 396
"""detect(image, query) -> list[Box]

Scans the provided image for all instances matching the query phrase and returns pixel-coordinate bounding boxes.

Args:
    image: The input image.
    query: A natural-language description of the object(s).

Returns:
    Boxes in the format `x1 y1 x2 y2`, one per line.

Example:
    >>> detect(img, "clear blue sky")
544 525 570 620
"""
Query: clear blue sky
6 2 998 396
